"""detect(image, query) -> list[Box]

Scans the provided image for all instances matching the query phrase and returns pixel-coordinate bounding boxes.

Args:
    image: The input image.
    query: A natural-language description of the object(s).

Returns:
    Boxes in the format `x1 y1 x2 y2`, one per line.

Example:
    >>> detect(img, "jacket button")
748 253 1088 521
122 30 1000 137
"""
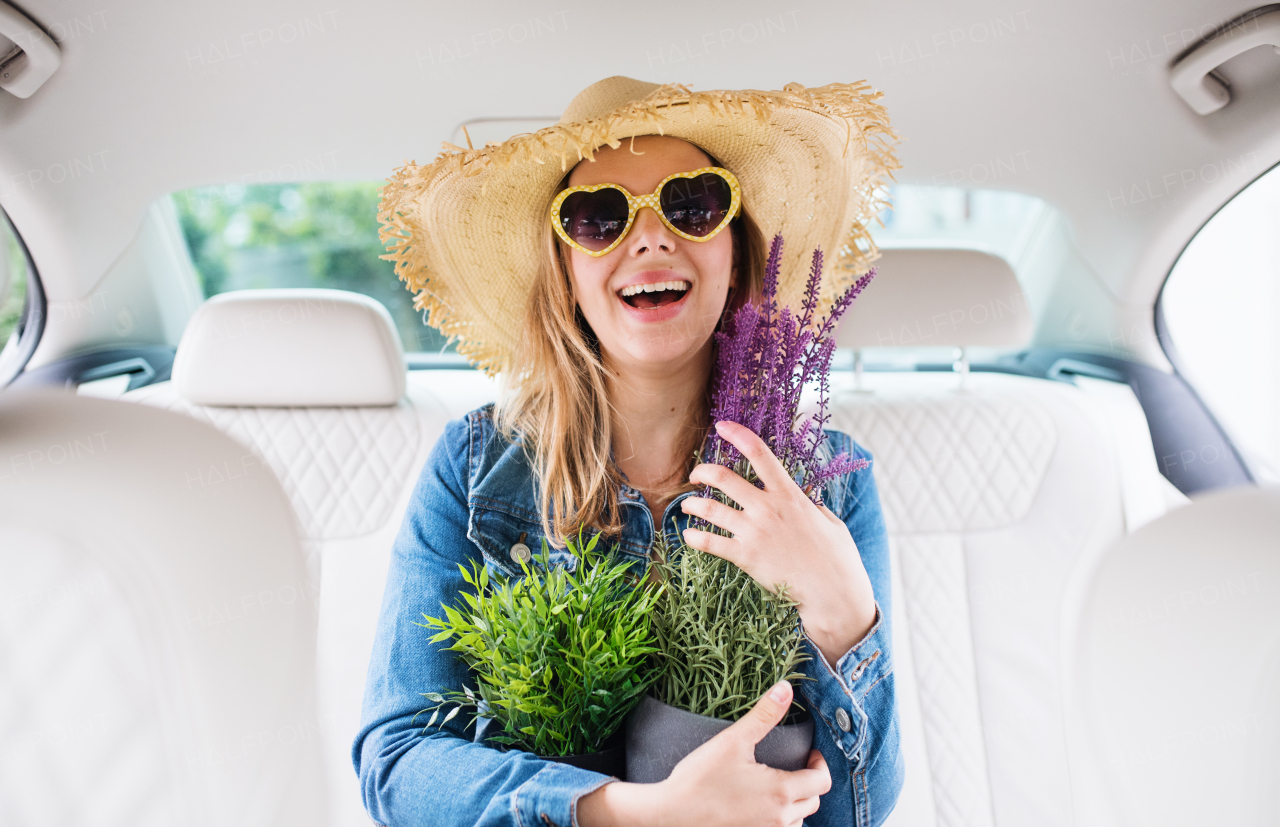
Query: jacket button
835 708 852 732
510 542 531 564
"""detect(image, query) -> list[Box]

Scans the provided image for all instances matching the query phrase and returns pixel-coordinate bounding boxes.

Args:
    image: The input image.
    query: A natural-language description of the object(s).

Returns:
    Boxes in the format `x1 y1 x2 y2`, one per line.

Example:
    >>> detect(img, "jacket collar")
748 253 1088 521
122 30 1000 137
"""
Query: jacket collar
465 409 699 576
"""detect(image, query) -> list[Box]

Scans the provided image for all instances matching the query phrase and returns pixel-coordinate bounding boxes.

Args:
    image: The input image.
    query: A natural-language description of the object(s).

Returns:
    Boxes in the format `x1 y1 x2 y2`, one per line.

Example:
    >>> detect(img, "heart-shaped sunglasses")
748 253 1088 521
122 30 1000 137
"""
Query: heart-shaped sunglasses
549 167 742 257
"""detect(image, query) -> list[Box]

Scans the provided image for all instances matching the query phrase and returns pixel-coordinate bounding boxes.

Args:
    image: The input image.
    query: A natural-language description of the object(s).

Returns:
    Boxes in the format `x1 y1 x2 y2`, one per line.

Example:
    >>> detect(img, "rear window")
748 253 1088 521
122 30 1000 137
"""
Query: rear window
872 184 1046 257
170 180 1055 362
172 182 454 354
864 183 1055 366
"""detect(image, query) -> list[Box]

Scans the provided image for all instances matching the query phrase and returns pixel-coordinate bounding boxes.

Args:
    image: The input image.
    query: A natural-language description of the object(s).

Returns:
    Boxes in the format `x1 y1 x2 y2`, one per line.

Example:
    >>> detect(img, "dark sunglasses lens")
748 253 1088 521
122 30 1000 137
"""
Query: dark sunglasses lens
660 173 733 237
560 188 630 251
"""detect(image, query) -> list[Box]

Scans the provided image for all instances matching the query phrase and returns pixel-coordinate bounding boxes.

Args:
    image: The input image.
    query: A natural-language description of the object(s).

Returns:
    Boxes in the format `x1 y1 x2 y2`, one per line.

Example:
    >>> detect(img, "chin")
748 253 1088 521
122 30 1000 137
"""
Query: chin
621 336 710 368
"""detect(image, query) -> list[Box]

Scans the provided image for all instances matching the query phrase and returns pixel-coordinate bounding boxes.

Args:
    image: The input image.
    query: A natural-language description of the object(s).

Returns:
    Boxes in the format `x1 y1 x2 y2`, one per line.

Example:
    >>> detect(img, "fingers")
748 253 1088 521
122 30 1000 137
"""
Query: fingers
787 795 822 825
723 680 792 748
713 420 795 494
686 460 764 510
783 789 823 827
794 750 832 797
680 493 748 537
782 759 832 806
680 526 742 565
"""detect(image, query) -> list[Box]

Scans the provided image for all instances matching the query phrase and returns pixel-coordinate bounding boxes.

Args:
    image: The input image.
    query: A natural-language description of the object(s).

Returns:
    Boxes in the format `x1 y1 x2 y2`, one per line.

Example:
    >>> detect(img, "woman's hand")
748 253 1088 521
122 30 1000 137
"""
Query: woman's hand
679 420 878 663
577 681 831 827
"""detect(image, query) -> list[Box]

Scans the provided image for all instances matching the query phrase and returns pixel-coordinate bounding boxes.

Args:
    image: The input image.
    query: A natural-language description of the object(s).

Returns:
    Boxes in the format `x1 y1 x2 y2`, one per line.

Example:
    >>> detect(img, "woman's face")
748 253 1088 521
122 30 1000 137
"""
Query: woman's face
563 135 736 373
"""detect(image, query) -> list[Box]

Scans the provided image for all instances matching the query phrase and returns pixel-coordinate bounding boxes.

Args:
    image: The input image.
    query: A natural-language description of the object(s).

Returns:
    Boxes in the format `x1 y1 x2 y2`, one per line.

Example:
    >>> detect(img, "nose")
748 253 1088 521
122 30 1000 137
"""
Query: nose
625 205 677 256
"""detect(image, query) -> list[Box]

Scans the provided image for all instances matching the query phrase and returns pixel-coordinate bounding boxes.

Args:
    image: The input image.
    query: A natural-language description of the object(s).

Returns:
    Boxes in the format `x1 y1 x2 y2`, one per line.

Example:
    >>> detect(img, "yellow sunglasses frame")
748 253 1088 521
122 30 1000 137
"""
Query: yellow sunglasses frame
548 166 742 257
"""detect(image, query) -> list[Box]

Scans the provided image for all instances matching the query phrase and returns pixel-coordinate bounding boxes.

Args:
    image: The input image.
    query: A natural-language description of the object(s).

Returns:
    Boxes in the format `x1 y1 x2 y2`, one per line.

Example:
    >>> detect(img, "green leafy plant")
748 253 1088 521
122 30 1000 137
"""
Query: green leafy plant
416 529 663 757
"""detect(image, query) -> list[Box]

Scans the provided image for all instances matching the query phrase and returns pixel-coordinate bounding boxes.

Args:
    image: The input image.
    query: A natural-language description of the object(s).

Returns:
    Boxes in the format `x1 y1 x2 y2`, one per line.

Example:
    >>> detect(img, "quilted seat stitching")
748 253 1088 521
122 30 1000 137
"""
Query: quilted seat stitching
897 535 997 827
132 393 420 540
832 389 1055 532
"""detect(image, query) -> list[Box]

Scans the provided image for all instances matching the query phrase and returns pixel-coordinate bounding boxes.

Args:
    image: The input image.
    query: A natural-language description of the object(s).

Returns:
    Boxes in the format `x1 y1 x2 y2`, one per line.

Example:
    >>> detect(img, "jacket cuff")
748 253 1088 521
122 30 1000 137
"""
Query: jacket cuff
513 761 615 827
799 602 891 765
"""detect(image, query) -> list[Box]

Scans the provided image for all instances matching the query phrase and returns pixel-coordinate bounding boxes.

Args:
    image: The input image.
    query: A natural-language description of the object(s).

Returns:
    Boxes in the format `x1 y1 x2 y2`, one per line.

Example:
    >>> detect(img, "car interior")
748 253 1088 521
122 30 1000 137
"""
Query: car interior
2 1 1279 826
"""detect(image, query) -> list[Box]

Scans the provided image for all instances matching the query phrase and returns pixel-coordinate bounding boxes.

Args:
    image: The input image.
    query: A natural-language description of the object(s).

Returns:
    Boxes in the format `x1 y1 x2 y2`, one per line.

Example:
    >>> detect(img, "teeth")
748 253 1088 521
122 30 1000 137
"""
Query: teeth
619 280 690 297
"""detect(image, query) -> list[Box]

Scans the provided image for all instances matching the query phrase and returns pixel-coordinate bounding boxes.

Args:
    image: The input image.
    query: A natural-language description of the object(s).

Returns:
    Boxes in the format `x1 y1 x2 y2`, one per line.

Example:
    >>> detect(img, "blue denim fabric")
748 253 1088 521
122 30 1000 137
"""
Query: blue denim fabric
354 403 903 827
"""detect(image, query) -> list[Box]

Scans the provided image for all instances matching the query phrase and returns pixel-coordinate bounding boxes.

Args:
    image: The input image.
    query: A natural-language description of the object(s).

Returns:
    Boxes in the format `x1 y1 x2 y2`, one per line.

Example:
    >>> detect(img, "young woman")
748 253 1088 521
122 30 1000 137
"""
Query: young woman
356 76 902 827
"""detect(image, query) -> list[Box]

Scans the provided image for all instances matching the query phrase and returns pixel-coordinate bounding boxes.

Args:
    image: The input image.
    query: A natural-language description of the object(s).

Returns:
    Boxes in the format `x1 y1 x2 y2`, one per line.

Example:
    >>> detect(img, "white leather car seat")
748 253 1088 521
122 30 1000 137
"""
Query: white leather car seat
121 257 1193 827
1065 485 1280 827
122 289 498 827
833 248 1187 827
0 390 326 827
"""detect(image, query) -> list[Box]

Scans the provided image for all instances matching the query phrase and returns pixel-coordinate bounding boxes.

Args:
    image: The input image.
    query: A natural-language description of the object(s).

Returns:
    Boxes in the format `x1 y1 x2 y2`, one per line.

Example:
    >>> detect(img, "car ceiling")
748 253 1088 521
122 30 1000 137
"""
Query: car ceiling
1 0 1277 321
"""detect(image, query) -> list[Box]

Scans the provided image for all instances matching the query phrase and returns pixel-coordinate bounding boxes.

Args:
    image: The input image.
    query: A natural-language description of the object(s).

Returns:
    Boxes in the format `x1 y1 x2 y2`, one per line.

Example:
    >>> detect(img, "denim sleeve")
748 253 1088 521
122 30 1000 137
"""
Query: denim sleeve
352 417 613 827
799 435 905 827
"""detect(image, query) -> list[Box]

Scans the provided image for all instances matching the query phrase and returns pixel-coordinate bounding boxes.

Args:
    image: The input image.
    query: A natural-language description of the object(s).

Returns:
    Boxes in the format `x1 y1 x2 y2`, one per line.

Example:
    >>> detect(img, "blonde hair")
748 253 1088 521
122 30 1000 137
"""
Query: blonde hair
494 169 766 548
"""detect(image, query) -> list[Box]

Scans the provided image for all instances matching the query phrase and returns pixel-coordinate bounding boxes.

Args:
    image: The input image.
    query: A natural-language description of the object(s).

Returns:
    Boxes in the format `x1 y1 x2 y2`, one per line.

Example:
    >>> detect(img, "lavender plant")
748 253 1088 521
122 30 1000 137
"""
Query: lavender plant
703 234 874 499
652 234 875 721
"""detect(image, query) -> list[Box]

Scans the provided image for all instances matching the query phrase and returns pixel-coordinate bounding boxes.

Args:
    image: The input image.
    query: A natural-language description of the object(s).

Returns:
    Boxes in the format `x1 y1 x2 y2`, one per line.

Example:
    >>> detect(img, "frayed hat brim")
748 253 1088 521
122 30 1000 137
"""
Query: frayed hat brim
379 79 900 377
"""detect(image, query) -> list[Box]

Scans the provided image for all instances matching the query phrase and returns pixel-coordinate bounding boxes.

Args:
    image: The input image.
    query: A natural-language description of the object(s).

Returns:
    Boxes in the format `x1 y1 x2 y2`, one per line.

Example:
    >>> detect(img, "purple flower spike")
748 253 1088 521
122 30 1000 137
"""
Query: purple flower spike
692 234 877 526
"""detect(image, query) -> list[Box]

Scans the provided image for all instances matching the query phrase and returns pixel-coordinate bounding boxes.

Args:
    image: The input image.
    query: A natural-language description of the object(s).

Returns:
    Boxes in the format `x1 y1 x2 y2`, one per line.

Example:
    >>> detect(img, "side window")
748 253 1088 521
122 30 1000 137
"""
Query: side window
1160 163 1280 481
171 183 455 355
0 212 29 345
0 208 42 386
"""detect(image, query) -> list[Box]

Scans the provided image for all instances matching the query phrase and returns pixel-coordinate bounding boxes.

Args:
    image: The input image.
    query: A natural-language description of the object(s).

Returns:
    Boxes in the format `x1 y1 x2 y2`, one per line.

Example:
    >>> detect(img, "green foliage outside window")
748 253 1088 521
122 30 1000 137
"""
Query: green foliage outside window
171 182 454 354
0 223 29 345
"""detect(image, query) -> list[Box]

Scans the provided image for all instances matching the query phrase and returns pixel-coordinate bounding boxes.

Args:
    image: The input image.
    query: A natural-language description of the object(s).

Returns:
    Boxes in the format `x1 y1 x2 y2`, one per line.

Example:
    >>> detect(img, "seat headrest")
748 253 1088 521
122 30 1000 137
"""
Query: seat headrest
837 247 1033 349
173 289 407 407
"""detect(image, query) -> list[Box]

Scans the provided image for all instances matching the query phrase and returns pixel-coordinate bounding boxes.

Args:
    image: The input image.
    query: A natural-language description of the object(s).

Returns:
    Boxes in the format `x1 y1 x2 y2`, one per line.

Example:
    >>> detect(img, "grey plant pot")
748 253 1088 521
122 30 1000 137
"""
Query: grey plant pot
548 745 625 777
545 729 626 778
624 694 815 783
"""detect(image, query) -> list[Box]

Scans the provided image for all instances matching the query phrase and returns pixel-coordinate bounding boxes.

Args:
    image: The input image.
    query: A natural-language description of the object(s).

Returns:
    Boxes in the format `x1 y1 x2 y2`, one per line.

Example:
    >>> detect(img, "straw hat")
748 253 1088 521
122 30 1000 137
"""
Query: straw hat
378 76 899 377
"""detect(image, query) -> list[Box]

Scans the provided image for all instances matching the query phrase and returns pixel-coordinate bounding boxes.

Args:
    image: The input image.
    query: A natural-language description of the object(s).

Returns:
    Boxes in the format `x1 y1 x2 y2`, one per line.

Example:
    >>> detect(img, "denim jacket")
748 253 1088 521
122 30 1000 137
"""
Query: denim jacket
354 403 903 827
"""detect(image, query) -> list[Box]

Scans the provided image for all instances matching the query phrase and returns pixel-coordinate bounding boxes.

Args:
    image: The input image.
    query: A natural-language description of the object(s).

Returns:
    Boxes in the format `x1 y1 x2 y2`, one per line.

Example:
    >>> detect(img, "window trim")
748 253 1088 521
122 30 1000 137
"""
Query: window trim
0 207 46 389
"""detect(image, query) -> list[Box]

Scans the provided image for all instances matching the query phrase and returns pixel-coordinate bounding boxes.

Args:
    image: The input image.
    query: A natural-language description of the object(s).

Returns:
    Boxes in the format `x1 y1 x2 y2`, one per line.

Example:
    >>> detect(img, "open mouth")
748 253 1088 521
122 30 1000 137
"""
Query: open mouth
618 280 690 310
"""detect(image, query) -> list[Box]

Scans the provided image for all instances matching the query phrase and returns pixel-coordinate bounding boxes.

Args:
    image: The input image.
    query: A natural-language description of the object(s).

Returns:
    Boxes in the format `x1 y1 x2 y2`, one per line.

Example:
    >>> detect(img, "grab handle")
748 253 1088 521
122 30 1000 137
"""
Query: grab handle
1170 6 1280 115
0 1 60 99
